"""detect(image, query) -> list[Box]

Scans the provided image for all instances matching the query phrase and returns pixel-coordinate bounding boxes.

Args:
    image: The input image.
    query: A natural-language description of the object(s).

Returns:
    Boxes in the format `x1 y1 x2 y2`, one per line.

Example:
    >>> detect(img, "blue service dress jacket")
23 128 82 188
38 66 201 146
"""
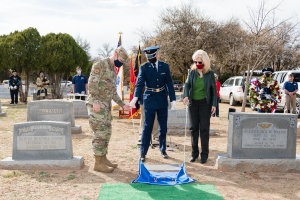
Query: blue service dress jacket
134 61 176 109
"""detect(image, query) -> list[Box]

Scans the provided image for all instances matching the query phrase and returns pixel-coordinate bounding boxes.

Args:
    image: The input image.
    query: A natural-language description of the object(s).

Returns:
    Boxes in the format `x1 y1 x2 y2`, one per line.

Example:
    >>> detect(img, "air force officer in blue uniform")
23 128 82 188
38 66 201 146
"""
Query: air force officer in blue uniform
130 46 176 162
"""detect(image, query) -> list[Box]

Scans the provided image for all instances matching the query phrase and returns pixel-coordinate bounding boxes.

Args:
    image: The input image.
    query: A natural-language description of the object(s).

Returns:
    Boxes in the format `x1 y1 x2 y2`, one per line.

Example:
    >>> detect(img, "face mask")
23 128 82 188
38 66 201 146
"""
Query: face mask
77 70 81 74
196 64 204 69
148 57 157 64
114 59 123 68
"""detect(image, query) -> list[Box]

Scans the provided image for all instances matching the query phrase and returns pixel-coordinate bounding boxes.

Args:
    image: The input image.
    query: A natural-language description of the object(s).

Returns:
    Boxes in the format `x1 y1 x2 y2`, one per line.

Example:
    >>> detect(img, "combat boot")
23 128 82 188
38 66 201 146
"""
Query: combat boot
94 155 114 173
103 154 118 168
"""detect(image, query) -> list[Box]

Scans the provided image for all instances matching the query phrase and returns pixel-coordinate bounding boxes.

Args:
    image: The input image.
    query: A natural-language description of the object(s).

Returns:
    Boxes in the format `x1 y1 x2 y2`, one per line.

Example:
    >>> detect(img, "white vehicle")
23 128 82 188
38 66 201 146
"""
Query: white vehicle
2 80 9 85
60 80 72 87
220 71 264 106
220 76 244 106
272 70 300 117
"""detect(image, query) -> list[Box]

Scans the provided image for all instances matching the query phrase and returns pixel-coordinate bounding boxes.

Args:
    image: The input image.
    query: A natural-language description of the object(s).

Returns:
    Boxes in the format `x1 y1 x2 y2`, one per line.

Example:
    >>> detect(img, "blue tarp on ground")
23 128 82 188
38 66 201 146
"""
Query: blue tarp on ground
132 160 196 185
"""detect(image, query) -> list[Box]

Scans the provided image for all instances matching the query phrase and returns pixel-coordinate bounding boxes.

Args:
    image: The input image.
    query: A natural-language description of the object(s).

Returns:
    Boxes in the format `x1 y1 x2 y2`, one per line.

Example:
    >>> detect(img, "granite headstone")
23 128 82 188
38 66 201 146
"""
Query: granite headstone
215 112 300 172
70 100 88 118
27 100 81 133
227 112 297 159
0 100 6 117
167 108 216 135
0 121 84 170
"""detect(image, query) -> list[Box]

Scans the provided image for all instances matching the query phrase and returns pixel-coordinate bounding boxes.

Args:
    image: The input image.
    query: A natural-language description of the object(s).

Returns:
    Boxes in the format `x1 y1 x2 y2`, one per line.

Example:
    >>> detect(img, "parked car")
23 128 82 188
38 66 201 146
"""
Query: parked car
173 80 183 92
272 70 300 117
220 71 263 106
220 76 244 106
61 80 72 87
2 80 9 85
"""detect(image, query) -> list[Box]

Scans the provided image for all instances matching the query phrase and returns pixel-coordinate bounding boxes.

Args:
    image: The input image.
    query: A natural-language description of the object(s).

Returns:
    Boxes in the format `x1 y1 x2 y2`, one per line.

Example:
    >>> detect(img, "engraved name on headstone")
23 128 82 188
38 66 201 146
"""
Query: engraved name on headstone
27 100 75 127
242 124 287 149
12 121 73 160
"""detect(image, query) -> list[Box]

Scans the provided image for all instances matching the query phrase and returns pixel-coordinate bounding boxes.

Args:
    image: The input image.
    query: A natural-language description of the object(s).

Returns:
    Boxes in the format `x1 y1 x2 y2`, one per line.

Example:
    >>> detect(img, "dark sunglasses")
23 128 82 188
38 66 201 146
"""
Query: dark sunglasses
194 61 203 64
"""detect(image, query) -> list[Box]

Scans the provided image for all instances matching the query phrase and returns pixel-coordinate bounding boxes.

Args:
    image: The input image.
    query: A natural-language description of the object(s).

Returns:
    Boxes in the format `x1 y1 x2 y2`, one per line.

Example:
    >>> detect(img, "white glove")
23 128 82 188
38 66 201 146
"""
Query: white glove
10 86 14 89
129 97 138 108
171 101 176 110
14 86 17 89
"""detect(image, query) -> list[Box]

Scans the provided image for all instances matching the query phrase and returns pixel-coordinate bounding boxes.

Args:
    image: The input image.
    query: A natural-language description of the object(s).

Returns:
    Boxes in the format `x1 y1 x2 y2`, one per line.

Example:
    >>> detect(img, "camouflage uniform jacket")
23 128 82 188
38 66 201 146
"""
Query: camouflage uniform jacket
87 58 125 108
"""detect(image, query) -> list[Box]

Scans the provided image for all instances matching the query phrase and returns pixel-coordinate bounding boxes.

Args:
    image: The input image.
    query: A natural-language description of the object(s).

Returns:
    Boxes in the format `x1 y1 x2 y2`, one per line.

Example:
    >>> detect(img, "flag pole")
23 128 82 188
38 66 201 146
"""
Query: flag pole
118 31 124 101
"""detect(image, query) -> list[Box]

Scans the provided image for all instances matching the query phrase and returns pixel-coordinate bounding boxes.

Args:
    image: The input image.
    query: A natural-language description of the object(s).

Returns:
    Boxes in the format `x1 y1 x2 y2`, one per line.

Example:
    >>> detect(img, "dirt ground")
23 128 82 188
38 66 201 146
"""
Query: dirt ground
0 96 300 200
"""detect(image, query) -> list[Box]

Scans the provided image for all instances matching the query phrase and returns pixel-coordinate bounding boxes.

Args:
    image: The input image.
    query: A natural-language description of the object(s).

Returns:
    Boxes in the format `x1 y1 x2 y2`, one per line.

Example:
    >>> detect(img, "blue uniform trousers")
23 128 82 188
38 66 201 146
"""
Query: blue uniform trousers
140 106 168 155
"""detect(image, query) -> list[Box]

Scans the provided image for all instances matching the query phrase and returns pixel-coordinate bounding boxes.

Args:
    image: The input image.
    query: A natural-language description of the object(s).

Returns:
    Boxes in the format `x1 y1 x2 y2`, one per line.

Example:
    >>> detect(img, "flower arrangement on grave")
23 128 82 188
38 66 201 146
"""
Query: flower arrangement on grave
249 68 281 113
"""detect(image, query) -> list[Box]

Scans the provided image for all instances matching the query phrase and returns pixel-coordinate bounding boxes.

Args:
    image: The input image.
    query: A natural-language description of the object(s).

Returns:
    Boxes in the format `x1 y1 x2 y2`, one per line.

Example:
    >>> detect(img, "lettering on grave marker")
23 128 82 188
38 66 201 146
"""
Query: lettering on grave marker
242 123 287 149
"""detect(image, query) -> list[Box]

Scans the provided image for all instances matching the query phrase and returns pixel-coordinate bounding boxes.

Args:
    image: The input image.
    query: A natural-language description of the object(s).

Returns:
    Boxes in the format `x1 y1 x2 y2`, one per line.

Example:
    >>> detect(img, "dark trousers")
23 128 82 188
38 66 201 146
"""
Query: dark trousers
37 89 48 99
189 99 211 159
75 95 85 100
140 106 168 155
10 89 19 104
215 97 219 117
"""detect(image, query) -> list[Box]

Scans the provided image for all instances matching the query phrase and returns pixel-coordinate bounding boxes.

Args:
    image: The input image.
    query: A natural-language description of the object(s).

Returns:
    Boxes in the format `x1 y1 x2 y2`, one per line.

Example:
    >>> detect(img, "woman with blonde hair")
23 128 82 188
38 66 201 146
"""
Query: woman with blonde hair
183 49 217 164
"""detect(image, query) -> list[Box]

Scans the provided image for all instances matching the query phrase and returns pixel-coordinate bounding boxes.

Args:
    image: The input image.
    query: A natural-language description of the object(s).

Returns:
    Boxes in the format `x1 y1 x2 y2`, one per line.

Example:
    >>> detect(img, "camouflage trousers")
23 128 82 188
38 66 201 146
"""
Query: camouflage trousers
87 102 112 156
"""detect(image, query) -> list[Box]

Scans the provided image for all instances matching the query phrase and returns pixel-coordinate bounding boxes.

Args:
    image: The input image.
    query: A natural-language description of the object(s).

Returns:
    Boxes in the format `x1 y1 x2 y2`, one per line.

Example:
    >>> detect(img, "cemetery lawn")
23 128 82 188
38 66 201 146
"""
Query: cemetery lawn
0 97 300 200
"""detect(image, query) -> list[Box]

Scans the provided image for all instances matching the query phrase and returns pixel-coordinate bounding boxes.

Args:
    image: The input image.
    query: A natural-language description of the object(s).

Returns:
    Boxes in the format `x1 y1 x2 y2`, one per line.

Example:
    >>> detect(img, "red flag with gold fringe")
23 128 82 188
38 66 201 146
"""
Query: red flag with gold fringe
129 55 136 116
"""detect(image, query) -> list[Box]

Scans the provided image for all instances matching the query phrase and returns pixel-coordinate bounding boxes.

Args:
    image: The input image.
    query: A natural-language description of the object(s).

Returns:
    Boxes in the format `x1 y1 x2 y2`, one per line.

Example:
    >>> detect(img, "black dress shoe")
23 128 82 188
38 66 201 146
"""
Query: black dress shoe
190 157 197 162
10 102 14 104
161 151 169 159
200 158 207 164
140 154 146 162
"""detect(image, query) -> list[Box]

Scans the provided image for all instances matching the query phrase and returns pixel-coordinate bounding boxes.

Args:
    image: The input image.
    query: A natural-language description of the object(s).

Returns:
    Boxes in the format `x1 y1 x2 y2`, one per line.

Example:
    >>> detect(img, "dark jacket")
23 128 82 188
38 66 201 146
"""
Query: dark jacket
134 61 176 109
9 75 21 89
183 69 217 107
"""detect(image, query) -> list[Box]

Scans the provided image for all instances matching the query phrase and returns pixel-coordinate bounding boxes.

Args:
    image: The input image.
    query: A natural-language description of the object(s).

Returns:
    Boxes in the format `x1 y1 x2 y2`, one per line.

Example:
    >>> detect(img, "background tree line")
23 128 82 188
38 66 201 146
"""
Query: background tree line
0 27 90 102
132 1 300 82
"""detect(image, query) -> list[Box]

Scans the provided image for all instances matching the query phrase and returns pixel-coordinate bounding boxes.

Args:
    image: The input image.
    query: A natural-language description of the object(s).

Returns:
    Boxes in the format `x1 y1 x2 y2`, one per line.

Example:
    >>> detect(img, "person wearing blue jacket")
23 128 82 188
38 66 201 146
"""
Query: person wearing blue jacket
8 69 21 104
129 46 176 162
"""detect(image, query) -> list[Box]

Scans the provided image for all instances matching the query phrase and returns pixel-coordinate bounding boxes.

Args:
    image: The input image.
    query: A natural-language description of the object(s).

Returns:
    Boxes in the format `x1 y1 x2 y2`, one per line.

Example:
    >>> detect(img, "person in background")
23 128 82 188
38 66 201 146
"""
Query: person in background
212 73 220 117
72 66 88 100
36 71 50 100
182 49 216 164
87 45 130 173
8 69 21 104
283 73 298 114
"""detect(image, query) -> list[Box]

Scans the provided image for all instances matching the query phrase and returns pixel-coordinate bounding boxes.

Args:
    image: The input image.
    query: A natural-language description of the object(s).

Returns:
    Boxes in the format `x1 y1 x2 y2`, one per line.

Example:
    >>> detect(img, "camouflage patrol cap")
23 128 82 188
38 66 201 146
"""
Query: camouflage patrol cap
115 45 129 62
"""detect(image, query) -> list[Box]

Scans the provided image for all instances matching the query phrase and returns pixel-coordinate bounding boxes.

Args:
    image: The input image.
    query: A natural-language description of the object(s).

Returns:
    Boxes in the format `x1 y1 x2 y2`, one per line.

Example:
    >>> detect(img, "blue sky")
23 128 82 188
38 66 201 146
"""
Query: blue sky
0 0 299 58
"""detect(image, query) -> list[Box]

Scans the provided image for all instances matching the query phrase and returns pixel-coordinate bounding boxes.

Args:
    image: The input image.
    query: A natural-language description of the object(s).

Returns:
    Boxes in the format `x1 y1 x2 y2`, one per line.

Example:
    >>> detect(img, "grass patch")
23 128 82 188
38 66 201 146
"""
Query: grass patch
67 174 76 180
38 171 50 178
3 171 24 178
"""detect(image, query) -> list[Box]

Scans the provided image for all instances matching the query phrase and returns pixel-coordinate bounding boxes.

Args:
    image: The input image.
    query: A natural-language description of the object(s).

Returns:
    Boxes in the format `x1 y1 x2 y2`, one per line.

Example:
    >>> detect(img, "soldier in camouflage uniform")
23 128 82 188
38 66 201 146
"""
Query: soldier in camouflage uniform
87 45 130 173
